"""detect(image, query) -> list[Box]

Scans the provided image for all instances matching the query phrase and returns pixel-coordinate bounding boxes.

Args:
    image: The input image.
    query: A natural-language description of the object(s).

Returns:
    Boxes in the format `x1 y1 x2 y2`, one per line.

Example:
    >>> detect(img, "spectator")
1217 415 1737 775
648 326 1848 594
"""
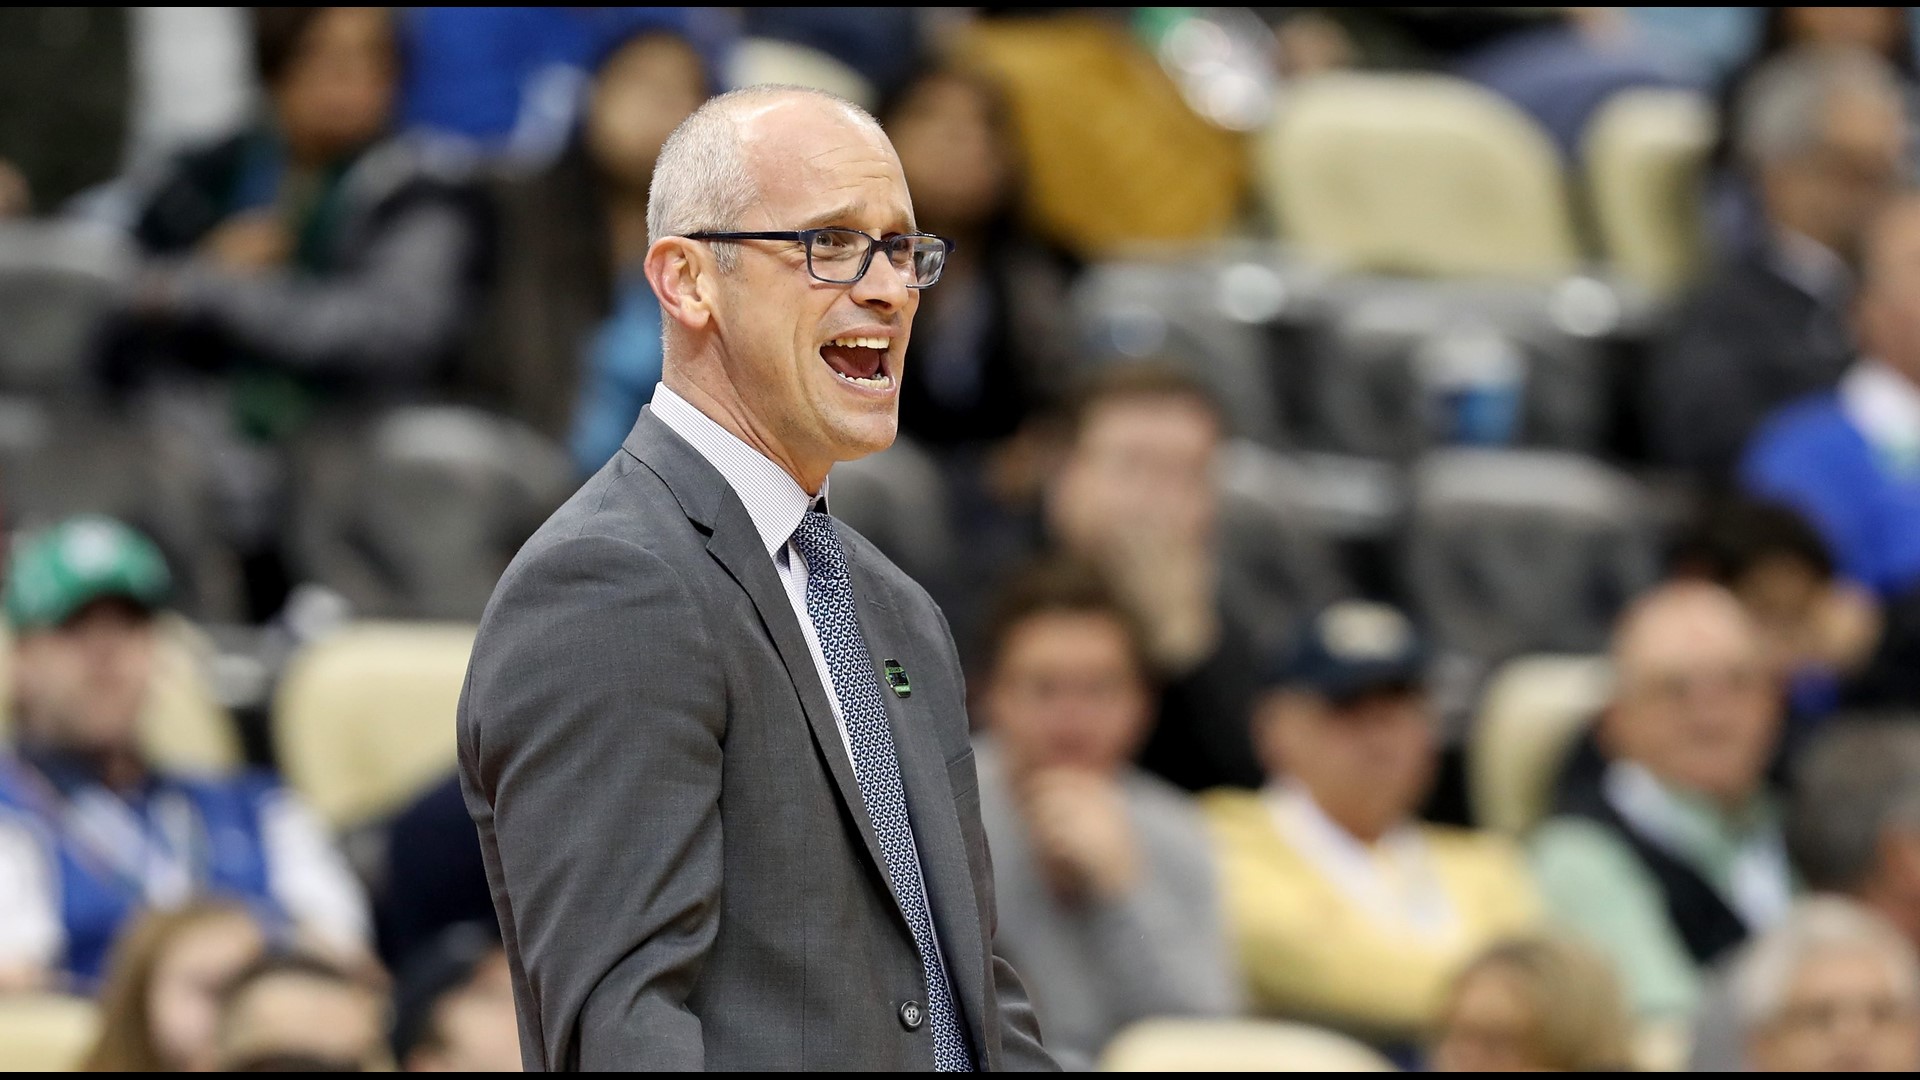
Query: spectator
80 900 267 1071
1714 10 1918 176
213 952 390 1072
1429 934 1633 1073
0 516 370 990
389 923 521 1072
879 63 1073 453
1648 47 1906 480
1732 897 1920 1072
397 8 717 158
380 774 493 971
1674 499 1885 734
109 6 488 621
462 24 711 472
1532 582 1792 1020
1042 364 1266 792
1787 721 1920 950
1745 192 1920 599
971 559 1239 1070
1204 601 1539 1042
1680 497 1920 723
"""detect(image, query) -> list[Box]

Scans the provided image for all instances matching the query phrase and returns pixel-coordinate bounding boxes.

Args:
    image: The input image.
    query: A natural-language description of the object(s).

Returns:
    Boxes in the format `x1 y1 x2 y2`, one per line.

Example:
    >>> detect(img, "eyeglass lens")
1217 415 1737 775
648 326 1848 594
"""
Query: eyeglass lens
805 229 947 286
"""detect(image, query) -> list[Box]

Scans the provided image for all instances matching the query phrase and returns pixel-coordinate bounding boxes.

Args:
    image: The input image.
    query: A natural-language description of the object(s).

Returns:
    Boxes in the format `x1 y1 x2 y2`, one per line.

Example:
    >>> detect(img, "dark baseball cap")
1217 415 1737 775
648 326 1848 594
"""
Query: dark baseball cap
4 516 171 632
1270 601 1428 704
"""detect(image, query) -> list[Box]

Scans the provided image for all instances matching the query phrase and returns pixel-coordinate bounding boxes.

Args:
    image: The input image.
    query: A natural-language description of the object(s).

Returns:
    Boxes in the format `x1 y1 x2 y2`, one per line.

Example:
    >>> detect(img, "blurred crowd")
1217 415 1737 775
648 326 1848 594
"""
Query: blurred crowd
8 4 1920 1073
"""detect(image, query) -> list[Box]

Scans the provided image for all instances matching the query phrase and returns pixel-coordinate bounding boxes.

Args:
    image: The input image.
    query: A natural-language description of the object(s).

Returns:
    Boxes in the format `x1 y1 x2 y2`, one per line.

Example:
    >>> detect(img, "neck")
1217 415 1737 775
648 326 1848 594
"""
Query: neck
661 370 829 495
1293 785 1393 845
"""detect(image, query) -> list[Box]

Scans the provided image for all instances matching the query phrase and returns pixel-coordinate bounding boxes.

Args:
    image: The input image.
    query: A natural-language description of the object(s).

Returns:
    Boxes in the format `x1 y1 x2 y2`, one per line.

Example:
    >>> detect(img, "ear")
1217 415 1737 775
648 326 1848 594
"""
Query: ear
645 237 716 332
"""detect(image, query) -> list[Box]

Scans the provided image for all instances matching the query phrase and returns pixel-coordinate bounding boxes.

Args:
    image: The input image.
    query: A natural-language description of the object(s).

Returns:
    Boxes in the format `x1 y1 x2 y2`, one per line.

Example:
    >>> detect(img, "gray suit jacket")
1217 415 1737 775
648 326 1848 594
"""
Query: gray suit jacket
458 408 1056 1070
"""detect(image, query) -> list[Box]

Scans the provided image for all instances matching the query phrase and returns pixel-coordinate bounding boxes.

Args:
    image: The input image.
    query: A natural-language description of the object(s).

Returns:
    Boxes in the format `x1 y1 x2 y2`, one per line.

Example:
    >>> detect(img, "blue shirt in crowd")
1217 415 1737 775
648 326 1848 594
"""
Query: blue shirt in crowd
568 272 666 476
0 751 369 988
1743 391 1920 597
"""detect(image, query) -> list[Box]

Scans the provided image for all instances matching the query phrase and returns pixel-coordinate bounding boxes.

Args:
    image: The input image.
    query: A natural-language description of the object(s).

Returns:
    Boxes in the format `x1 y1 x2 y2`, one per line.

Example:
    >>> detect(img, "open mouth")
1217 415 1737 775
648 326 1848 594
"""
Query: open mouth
821 335 894 391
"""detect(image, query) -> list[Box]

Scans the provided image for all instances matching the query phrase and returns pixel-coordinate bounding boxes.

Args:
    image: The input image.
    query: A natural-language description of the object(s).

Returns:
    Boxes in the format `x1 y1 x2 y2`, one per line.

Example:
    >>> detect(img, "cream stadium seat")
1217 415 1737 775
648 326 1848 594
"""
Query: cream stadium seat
140 615 243 773
273 622 476 831
1260 73 1583 279
0 615 240 774
0 994 100 1071
1101 1018 1397 1072
1469 653 1614 837
1585 88 1716 292
727 37 876 109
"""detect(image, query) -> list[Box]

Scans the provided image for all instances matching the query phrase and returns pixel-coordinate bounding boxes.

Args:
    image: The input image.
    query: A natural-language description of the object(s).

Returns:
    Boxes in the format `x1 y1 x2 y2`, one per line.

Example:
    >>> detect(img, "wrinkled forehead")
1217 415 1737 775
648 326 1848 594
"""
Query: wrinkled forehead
737 99 915 233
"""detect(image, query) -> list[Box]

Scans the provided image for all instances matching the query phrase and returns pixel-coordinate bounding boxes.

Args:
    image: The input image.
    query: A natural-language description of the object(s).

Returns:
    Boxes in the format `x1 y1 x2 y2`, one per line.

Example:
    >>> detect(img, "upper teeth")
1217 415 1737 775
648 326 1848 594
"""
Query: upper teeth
829 336 889 349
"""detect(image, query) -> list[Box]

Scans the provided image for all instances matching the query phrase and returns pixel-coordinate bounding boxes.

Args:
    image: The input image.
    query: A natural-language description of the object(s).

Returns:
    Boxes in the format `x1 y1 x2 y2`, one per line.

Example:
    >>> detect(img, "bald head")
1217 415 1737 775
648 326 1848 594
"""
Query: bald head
647 85 891 261
1613 581 1757 675
1607 582 1781 807
640 83 920 495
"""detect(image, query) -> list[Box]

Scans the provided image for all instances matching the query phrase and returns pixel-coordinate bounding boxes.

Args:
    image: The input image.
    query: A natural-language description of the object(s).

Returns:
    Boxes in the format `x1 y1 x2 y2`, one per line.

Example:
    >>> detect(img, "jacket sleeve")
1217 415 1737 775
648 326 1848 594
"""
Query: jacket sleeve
165 196 478 380
460 532 726 1070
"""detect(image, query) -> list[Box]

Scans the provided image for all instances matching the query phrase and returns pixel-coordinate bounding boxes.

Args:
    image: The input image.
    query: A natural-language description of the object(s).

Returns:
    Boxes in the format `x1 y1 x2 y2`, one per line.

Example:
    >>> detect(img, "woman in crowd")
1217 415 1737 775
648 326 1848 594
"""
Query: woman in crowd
1430 934 1634 1072
877 62 1075 454
81 901 267 1072
107 6 489 621
462 21 712 476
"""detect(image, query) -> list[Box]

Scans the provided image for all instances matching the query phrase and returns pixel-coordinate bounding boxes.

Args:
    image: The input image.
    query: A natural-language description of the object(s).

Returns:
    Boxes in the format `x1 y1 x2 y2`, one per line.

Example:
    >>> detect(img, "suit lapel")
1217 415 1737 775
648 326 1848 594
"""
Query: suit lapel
849 552 991 1060
623 411 902 915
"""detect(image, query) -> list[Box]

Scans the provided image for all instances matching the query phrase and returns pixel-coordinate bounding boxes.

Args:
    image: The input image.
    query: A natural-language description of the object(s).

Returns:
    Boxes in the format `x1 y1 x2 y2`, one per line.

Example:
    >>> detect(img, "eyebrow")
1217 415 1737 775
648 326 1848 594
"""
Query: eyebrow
797 203 916 234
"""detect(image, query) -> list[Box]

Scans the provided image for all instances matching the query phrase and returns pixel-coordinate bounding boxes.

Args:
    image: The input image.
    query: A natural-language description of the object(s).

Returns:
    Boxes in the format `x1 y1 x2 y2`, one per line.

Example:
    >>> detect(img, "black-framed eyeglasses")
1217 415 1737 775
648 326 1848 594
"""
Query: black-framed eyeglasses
682 228 955 288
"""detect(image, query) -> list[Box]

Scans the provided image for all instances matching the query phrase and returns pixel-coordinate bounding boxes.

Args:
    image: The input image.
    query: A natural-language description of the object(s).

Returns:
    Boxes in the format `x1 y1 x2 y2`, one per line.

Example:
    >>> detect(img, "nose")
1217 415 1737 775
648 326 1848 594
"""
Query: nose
849 246 911 313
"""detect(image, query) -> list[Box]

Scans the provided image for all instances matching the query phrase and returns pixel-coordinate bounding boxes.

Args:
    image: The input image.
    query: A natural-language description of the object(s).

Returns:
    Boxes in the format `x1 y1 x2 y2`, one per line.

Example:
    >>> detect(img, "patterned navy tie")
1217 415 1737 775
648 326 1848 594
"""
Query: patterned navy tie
790 510 974 1072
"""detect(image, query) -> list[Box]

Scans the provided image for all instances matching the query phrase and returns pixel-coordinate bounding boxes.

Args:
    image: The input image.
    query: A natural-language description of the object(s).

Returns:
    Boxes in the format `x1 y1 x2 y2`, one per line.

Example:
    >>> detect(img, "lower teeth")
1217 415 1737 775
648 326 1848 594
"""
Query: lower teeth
833 370 892 389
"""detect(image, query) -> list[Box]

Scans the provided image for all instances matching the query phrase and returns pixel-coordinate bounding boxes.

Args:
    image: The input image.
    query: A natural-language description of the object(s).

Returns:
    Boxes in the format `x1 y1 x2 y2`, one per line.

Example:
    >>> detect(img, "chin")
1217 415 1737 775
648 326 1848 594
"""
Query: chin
828 411 900 461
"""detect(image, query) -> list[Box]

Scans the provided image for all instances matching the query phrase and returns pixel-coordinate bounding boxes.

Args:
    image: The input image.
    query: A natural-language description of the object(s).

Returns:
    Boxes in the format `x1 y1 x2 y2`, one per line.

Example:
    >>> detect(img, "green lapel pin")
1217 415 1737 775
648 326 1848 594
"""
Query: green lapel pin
882 659 911 697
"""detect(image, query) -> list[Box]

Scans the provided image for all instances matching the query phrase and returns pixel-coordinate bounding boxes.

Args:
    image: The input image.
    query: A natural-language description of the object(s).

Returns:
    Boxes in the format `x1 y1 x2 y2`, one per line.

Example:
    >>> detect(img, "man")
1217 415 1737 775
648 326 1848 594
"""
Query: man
458 87 1053 1070
1732 897 1920 1072
972 560 1238 1069
1648 48 1906 479
1745 194 1920 599
1787 721 1920 950
0 516 369 991
214 952 391 1071
391 923 523 1072
1532 583 1794 1020
1042 363 1323 793
1204 601 1539 1043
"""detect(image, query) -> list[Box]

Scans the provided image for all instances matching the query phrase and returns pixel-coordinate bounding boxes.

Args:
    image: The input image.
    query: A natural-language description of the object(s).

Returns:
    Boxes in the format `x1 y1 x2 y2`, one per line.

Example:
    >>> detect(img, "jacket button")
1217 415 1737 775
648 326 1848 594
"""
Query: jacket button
899 1000 925 1031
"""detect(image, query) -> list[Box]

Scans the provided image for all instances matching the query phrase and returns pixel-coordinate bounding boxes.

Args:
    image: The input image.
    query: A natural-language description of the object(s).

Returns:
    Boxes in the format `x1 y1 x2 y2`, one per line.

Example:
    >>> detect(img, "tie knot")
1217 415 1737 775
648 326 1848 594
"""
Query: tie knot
790 510 847 582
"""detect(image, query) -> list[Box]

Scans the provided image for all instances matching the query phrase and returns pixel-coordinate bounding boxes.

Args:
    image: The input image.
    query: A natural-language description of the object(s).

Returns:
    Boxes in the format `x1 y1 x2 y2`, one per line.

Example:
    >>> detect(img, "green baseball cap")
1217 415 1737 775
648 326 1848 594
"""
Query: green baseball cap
4 516 172 632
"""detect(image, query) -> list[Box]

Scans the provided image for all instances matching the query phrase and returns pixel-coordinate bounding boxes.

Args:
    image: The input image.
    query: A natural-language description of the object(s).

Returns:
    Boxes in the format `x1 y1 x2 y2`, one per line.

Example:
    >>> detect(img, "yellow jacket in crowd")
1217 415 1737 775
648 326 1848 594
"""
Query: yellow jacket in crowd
1204 787 1542 1041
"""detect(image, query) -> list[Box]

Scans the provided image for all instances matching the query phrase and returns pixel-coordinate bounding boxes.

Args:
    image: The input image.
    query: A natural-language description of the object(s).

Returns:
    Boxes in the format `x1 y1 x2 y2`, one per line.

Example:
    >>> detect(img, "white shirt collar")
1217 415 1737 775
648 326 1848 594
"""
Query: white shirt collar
649 383 824 558
1841 358 1920 462
1263 783 1457 937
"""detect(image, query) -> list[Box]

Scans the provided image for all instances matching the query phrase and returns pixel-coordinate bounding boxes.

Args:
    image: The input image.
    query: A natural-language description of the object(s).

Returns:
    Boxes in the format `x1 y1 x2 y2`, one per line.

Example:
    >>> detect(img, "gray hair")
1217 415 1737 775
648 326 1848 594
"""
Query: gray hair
1736 47 1905 167
1787 718 1920 891
647 84 885 272
1731 896 1920 1035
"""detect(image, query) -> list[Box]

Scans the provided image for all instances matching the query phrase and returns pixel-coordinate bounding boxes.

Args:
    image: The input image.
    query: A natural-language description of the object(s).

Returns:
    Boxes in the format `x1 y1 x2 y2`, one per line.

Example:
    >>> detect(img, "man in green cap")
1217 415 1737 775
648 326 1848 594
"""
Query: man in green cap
0 516 369 992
